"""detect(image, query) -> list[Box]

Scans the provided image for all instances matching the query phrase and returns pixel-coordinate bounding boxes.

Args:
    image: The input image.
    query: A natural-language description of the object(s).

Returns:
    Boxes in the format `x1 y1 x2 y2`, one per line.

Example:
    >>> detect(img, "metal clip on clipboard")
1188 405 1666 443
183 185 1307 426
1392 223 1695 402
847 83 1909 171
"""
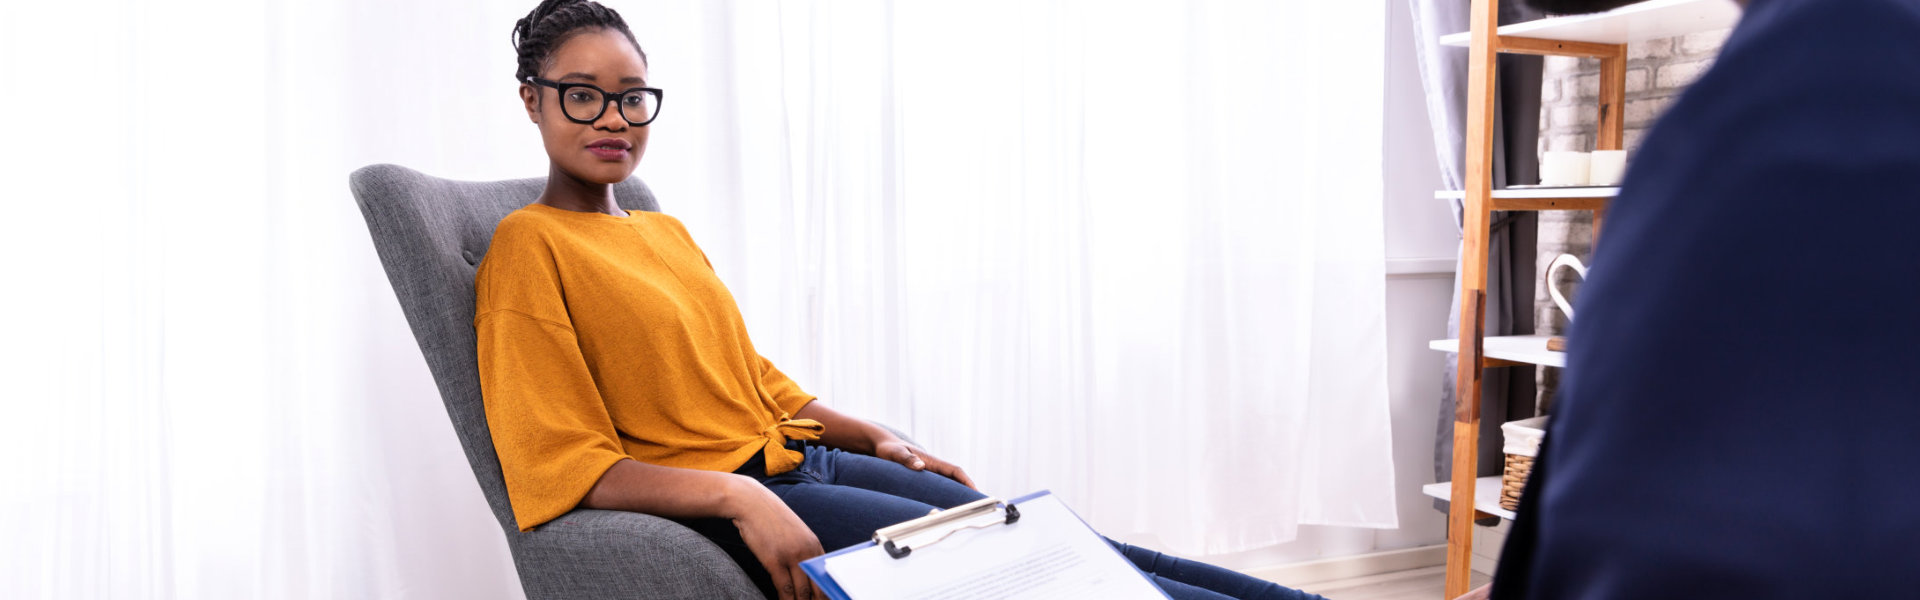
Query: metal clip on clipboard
871 497 1022 559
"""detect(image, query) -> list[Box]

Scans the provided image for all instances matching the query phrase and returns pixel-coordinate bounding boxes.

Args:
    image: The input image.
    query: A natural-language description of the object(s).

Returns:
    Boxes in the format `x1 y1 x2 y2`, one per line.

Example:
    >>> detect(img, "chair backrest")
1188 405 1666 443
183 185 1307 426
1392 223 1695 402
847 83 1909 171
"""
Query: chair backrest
348 163 659 532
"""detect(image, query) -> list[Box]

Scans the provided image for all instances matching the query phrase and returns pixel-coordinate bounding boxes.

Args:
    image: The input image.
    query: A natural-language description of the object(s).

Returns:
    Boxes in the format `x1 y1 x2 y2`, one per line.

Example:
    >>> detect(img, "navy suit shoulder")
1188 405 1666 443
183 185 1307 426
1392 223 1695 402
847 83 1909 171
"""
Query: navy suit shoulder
1493 1 1920 598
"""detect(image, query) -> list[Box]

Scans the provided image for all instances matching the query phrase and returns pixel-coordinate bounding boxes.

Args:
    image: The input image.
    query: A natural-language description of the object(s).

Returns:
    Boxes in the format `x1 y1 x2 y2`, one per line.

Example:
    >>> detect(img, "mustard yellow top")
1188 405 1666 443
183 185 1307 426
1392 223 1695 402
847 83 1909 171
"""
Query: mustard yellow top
475 202 821 531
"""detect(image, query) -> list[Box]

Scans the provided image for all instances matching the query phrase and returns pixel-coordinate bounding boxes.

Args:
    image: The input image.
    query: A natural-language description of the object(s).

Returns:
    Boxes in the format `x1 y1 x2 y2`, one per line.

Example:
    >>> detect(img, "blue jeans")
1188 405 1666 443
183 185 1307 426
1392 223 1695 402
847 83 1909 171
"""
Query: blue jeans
683 442 1325 600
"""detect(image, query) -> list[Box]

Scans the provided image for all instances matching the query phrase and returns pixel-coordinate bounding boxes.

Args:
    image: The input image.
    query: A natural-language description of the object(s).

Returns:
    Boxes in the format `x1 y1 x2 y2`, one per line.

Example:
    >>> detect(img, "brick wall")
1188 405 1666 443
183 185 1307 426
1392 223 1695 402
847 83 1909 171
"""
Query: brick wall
1531 29 1730 409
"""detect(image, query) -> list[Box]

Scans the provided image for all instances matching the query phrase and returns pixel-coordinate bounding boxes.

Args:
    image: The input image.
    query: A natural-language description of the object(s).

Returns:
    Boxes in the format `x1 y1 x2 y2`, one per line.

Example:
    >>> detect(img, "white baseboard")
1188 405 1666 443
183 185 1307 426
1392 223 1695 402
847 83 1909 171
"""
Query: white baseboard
1239 545 1447 587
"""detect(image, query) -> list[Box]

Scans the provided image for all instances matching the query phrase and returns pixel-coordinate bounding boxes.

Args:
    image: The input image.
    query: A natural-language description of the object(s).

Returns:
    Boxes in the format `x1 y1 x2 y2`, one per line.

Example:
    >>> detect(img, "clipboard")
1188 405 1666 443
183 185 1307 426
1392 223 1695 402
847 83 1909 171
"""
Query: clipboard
799 490 1169 600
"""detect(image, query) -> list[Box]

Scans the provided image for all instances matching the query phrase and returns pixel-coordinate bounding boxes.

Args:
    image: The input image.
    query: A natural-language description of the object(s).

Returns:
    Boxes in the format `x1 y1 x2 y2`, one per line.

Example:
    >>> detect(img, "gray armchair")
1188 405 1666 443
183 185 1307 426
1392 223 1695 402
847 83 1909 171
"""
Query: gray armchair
348 164 764 599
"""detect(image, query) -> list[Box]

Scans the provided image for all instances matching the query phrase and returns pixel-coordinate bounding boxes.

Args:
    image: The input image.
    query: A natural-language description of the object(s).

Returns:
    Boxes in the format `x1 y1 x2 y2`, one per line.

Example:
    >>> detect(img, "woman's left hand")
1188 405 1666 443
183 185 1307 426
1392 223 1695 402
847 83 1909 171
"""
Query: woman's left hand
874 439 977 490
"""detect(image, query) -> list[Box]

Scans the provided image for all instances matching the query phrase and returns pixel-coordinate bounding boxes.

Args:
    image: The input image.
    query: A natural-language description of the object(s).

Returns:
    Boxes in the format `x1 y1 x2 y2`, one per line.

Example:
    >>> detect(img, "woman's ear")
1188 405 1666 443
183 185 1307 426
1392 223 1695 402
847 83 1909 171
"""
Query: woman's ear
519 84 541 124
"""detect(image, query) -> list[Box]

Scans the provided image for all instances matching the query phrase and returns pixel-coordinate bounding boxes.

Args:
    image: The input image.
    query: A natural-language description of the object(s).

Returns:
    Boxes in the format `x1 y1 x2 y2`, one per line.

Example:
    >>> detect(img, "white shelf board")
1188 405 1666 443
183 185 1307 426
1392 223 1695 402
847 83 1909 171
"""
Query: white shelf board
1434 187 1618 201
1439 0 1740 47
1423 476 1518 521
1429 335 1566 368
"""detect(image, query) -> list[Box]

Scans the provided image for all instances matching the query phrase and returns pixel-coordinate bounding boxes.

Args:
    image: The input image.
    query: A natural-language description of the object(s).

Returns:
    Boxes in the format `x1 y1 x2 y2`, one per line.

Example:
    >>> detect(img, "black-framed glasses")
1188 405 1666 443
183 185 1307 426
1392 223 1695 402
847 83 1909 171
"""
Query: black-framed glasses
525 77 665 126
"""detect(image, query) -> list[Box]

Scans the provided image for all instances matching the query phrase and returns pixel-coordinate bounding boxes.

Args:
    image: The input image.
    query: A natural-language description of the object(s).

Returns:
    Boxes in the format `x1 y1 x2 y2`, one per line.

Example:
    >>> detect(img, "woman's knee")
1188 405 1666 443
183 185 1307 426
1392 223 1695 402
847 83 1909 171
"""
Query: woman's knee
768 482 944 550
816 448 986 508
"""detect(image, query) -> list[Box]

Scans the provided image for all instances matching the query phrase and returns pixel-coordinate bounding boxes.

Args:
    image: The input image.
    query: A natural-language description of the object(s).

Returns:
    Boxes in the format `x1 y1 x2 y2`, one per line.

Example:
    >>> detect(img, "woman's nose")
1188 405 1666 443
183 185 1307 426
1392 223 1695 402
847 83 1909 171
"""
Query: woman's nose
594 100 628 131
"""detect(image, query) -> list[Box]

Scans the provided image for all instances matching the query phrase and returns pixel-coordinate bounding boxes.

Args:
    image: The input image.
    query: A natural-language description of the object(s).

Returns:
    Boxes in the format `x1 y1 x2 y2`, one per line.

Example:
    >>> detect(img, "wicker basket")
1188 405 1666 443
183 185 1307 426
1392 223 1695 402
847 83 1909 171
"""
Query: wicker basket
1499 416 1549 512
1500 453 1533 511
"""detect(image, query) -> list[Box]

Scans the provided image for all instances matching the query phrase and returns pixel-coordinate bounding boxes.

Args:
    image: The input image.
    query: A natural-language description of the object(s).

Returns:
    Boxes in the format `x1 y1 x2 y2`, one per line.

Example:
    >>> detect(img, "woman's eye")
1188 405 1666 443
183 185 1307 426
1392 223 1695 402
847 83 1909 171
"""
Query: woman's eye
567 92 595 103
623 95 645 106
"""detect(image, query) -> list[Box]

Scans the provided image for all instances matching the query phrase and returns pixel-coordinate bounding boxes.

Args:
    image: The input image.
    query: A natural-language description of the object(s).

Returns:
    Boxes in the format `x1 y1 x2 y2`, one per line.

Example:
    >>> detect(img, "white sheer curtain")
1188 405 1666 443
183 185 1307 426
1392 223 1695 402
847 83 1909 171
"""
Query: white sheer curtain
641 0 1397 555
2 0 544 597
0 0 1392 597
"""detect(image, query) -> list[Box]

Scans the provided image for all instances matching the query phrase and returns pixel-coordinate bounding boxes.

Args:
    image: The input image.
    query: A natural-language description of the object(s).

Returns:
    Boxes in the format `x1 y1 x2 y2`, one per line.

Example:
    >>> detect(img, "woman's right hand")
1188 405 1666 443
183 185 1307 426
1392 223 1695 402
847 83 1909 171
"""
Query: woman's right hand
725 476 825 600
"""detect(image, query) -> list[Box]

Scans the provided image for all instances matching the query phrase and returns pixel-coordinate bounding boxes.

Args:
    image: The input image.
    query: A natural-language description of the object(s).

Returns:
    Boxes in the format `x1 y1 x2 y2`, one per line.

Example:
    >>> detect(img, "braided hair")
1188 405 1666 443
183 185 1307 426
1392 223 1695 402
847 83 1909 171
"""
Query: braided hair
511 0 648 83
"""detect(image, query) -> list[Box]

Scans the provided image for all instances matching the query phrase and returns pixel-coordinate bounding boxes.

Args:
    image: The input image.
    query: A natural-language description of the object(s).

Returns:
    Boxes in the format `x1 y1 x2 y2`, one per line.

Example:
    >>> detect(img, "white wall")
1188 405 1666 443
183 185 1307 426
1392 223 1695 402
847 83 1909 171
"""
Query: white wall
1382 0 1451 553
1378 0 1457 553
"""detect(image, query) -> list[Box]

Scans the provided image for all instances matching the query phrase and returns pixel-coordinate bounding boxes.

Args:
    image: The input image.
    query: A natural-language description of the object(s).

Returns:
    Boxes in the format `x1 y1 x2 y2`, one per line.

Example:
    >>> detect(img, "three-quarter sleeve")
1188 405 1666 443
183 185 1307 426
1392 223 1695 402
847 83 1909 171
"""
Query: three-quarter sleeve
474 218 630 531
660 214 819 418
756 353 817 416
477 309 630 531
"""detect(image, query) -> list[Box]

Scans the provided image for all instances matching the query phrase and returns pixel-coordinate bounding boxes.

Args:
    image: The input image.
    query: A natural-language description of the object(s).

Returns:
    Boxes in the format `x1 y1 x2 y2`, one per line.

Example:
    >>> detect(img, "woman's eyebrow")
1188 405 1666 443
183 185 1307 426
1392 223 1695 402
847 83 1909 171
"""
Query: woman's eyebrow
556 73 647 86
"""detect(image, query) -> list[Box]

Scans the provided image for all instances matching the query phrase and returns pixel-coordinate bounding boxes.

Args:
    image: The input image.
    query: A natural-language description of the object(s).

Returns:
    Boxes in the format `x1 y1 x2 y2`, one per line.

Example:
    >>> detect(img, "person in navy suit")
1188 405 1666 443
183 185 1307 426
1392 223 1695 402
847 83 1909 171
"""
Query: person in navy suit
1489 0 1920 597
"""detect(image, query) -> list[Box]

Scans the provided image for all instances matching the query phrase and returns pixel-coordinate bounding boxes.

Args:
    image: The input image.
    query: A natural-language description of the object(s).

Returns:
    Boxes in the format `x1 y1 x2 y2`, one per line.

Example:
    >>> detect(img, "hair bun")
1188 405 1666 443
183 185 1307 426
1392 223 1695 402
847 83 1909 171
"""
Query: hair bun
510 0 645 83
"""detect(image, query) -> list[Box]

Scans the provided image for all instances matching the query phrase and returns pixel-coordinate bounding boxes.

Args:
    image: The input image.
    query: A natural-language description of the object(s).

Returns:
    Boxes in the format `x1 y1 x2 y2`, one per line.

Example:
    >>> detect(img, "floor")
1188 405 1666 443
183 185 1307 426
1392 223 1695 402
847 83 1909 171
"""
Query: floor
1295 566 1490 600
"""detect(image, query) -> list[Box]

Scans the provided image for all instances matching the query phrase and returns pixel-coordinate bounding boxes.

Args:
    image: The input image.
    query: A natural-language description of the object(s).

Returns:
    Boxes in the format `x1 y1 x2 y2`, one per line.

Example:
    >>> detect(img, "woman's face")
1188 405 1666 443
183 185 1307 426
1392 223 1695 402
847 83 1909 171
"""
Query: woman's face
520 28 651 185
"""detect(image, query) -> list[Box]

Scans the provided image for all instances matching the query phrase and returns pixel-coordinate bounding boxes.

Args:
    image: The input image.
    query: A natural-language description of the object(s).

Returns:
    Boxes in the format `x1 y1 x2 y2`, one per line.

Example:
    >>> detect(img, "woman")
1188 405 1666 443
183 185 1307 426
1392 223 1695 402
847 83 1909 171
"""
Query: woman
477 2 1327 599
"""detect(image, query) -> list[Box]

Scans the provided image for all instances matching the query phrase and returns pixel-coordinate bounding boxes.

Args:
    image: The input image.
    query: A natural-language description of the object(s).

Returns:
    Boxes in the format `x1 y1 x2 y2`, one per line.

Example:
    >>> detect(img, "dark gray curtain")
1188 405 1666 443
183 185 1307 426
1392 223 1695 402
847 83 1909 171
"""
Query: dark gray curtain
1408 0 1545 517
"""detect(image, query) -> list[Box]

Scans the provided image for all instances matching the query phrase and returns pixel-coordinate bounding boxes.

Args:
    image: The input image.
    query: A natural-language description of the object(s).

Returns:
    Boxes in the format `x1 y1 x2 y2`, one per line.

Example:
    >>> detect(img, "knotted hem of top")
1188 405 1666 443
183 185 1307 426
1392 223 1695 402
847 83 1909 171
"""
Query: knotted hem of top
760 418 825 475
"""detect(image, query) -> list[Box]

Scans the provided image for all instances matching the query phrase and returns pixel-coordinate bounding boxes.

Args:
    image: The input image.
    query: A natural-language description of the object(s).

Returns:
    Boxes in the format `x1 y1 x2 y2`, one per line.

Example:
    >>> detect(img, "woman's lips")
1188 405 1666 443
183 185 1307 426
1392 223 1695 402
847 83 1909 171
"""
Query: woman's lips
587 138 631 161
587 146 630 161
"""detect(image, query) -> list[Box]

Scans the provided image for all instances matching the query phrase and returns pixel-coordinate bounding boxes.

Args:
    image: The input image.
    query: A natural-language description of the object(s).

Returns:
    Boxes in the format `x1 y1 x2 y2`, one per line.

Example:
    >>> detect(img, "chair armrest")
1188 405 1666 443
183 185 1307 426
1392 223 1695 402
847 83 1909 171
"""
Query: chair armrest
510 509 764 600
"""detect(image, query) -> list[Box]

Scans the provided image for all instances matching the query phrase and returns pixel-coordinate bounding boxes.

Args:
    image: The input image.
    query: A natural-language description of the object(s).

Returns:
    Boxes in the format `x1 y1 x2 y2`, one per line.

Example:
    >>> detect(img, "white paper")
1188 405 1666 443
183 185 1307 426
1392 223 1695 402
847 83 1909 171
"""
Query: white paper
821 494 1166 600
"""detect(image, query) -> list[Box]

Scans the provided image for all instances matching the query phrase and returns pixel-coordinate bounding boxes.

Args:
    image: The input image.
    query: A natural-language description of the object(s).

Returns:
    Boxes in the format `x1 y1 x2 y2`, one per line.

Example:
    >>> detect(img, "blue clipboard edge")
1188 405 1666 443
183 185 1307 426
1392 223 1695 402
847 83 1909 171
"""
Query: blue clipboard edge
799 540 861 600
798 490 1171 600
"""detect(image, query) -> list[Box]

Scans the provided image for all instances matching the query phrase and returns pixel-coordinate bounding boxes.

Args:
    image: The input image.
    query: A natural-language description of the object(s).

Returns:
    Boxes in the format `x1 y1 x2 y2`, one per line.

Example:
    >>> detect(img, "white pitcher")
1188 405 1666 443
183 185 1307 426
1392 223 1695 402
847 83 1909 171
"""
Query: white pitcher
1547 253 1588 321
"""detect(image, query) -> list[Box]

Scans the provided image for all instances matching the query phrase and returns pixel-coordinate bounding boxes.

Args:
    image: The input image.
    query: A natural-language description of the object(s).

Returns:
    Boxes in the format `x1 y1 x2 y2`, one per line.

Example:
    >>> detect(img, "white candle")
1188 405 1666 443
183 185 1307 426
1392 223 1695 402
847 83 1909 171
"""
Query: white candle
1540 151 1591 186
1589 150 1628 186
